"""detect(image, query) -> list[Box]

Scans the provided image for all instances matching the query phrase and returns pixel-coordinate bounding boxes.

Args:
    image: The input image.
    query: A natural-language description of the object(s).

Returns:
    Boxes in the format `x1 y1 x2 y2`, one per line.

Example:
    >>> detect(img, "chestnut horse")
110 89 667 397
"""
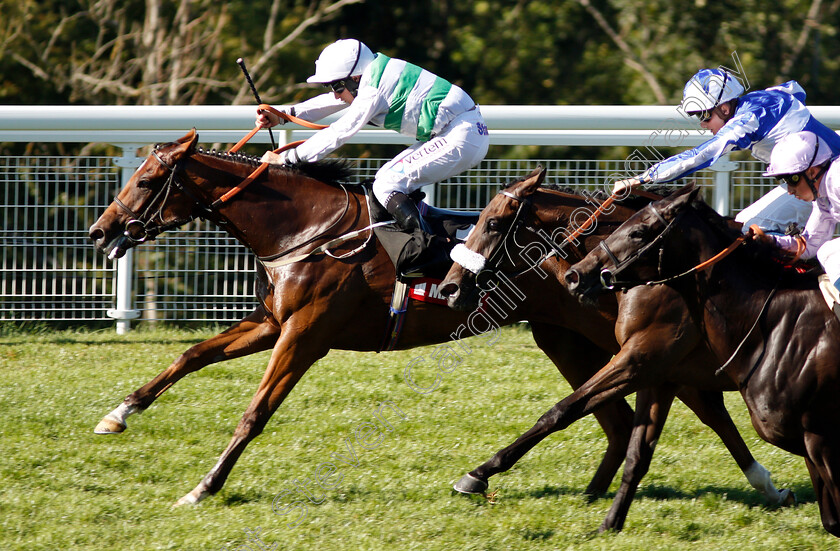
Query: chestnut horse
564 183 840 536
439 173 792 532
89 130 640 506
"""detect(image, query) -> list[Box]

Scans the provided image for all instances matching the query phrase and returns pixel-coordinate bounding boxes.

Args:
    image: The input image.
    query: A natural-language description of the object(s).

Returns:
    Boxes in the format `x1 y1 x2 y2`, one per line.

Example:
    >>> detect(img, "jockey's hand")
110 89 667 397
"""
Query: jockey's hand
612 178 642 196
260 149 298 165
256 108 286 129
746 224 773 245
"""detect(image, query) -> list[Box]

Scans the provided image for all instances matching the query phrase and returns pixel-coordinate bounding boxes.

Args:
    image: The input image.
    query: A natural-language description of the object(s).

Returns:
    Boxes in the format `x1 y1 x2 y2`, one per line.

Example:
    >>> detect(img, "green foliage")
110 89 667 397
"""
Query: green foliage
0 325 834 549
3 0 839 107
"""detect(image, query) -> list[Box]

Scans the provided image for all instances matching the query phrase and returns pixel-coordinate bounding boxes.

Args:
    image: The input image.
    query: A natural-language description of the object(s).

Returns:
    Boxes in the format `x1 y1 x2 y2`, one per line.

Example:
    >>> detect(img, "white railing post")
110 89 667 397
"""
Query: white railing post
710 153 738 216
107 144 144 334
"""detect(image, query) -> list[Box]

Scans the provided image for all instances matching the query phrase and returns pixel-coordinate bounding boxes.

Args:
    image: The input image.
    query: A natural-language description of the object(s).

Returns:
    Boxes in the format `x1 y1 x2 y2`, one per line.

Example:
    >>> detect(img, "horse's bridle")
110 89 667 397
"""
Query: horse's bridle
112 149 211 245
598 202 749 290
112 146 356 264
598 203 677 289
461 190 573 287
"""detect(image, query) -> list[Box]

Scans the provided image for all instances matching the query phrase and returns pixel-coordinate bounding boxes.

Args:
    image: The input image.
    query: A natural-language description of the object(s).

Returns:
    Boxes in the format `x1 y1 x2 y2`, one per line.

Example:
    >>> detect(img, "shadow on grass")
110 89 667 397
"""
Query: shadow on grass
220 488 276 506
469 481 816 507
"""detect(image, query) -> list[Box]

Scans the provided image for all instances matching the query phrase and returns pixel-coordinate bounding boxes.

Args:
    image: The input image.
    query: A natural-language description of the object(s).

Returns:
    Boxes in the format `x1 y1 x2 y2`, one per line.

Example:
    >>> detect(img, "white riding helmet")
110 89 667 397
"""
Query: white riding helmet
681 68 745 113
763 131 833 177
306 39 376 84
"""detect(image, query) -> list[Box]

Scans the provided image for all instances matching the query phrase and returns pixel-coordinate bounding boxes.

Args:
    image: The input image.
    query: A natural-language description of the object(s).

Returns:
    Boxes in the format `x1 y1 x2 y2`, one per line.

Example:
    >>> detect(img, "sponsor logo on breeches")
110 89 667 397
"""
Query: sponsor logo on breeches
392 138 449 172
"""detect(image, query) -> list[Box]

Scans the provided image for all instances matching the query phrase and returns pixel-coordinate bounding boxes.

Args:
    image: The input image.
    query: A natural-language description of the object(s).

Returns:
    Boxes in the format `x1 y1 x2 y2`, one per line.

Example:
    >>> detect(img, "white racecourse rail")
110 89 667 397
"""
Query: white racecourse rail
2 105 840 331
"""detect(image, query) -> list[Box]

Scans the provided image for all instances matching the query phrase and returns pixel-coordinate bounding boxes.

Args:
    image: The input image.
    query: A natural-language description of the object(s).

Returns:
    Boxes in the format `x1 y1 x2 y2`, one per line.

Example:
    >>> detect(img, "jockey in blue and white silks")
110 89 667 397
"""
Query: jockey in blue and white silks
257 39 489 237
614 68 840 234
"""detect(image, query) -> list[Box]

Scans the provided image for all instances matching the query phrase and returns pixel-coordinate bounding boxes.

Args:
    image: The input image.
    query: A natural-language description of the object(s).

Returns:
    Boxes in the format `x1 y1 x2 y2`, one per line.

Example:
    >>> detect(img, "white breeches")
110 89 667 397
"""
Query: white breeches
372 107 489 206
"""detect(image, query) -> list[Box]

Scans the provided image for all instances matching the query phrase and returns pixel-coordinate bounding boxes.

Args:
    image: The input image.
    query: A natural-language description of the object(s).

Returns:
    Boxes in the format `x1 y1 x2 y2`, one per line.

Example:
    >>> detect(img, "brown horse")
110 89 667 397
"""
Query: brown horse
89 130 644 506
564 183 840 536
439 173 792 532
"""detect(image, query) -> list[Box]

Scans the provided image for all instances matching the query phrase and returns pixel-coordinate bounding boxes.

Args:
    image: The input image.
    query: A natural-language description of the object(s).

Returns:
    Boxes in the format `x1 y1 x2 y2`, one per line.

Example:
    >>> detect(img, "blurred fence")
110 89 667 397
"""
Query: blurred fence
2 105 838 331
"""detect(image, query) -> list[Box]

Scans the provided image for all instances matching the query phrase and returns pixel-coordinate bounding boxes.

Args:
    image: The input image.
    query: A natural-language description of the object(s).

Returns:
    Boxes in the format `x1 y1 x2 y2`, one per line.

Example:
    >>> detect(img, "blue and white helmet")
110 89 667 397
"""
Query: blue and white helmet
681 69 745 113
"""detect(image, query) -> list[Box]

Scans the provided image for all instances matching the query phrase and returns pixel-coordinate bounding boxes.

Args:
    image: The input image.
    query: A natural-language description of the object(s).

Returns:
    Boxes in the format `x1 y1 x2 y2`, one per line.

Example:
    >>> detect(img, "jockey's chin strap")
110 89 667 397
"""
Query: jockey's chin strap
212 104 331 209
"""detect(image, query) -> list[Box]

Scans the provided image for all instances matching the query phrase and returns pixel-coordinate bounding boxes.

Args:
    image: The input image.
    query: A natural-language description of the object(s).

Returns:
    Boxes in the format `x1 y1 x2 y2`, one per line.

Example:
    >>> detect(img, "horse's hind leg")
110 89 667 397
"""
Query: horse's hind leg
678 387 793 505
94 307 280 434
804 432 840 536
600 384 677 533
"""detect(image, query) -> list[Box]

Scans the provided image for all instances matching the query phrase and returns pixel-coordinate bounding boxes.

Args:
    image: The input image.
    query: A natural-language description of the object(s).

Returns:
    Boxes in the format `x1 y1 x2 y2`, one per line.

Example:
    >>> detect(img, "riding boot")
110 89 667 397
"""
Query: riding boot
385 191 431 234
385 191 450 277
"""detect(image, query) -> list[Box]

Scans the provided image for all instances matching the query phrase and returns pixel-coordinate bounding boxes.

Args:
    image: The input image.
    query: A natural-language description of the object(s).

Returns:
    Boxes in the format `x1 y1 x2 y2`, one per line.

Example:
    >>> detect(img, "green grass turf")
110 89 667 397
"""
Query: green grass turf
0 324 833 550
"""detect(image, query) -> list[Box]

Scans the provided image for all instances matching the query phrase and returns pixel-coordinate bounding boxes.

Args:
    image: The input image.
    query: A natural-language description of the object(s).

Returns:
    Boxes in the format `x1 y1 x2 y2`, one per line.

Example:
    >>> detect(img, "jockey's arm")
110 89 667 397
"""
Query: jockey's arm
770 207 835 260
612 116 755 195
256 93 349 128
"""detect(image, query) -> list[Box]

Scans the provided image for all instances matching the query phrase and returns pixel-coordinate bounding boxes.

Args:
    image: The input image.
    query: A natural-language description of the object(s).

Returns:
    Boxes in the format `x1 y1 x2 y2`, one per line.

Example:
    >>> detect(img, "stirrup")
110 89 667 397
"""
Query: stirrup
817 275 840 321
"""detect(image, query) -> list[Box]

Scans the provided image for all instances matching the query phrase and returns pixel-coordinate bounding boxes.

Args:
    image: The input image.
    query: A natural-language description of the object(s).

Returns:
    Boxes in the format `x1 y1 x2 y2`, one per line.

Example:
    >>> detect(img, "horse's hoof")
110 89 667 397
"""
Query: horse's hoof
778 488 797 507
172 485 209 508
94 416 126 434
453 473 489 495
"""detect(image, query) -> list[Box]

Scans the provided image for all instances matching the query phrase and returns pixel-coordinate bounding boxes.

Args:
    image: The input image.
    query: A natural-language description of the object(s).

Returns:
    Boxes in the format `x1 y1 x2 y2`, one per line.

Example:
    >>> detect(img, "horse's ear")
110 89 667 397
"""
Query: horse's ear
661 182 700 218
518 165 547 197
174 128 199 154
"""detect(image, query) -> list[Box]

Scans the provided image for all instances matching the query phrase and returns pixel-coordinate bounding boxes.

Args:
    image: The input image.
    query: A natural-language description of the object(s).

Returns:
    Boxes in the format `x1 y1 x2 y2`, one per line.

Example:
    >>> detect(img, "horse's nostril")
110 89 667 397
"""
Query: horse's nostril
439 282 459 299
564 269 580 289
89 227 104 242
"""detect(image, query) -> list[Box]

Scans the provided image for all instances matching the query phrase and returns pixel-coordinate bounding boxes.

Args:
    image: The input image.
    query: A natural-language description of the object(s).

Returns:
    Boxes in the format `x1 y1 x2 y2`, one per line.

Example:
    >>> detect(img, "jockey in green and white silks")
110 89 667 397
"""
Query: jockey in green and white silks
258 39 489 235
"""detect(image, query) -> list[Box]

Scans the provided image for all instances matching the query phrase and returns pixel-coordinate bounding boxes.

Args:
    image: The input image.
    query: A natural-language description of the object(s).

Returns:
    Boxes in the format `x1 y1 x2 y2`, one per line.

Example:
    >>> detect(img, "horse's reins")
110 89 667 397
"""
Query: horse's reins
212 104 329 209
462 187 665 281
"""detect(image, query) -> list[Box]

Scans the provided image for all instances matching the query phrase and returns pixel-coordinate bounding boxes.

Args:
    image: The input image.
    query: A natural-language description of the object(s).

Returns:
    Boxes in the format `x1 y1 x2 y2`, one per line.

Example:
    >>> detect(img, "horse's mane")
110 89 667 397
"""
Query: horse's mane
503 173 677 210
192 146 355 185
688 195 819 287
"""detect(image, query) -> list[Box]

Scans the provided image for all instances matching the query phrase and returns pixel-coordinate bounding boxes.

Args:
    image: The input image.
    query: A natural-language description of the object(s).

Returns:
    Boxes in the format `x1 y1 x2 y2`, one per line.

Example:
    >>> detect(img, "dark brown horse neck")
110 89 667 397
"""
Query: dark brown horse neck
180 150 367 262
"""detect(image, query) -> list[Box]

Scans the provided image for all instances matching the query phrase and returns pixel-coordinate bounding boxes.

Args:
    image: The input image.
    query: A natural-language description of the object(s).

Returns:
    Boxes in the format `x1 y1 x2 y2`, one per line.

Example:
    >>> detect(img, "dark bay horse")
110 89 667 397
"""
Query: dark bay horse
88 130 645 506
564 183 840 536
439 173 792 532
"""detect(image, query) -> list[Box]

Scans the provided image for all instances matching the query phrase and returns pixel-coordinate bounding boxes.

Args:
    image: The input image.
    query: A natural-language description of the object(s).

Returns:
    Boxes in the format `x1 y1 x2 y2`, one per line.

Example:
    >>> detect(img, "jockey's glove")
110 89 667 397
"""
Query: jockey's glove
261 148 300 166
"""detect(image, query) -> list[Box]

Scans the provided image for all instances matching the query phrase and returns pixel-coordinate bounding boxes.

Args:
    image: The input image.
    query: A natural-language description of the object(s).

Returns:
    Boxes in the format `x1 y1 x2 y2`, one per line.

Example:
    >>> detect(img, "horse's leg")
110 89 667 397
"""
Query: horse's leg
530 323 634 497
457 348 647 491
803 432 840 536
677 387 793 505
600 384 677 532
95 307 280 434
173 310 330 506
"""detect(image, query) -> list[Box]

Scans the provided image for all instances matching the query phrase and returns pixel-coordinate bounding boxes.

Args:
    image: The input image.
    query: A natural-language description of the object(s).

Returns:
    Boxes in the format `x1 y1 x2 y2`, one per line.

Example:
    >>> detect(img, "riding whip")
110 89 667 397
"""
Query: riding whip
236 57 277 150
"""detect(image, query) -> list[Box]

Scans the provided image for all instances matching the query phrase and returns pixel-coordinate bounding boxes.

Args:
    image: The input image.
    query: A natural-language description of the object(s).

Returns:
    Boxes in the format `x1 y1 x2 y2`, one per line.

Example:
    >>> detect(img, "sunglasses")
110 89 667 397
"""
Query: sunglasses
775 173 804 187
326 80 347 94
691 109 713 123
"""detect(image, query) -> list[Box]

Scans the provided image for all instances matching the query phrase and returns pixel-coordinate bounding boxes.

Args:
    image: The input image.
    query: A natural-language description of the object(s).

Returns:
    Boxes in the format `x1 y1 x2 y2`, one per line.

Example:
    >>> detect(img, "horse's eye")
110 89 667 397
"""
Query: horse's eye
487 219 500 232
629 228 646 239
137 178 153 190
